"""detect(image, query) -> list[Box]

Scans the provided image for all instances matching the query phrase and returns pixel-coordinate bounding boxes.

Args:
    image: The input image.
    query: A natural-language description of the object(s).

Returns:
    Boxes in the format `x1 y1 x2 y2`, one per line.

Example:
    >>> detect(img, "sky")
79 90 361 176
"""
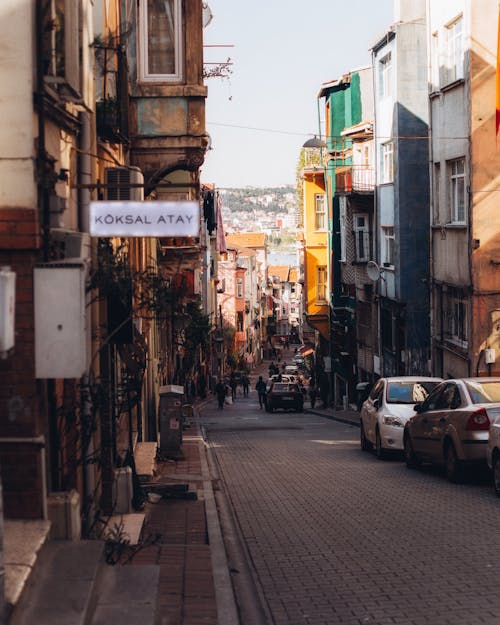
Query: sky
200 0 395 189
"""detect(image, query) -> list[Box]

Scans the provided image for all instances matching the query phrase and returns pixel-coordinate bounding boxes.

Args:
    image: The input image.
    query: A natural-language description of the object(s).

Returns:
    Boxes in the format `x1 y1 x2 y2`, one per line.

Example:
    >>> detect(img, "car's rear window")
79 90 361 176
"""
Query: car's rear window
465 381 500 403
387 381 441 404
273 383 296 392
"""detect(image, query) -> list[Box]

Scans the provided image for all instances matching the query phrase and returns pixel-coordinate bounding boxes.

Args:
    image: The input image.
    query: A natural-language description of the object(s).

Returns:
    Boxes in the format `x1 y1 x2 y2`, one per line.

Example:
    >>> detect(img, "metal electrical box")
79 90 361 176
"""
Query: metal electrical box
34 263 87 378
0 266 16 355
158 385 184 454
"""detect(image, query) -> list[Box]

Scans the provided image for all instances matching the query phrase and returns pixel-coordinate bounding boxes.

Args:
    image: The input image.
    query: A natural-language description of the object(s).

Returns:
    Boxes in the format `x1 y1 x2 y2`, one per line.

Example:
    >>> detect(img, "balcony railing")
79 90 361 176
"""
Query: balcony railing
335 165 374 193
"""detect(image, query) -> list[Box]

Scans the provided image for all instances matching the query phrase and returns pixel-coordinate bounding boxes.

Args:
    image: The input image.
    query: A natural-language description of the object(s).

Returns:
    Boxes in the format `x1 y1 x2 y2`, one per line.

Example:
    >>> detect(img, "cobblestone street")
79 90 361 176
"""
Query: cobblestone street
201 391 500 625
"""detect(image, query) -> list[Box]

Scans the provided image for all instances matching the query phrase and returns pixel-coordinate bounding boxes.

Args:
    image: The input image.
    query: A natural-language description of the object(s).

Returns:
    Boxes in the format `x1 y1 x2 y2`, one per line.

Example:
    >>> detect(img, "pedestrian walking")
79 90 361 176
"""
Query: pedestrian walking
230 372 237 400
215 379 226 410
242 374 250 397
255 376 267 409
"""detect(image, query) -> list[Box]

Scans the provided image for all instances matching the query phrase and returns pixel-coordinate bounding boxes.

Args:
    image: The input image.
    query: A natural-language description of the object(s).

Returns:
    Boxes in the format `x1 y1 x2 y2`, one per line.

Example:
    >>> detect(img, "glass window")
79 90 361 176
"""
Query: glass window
139 0 182 81
381 226 395 266
446 287 467 346
465 381 500 403
236 278 243 298
379 53 392 98
314 194 326 230
387 381 442 404
316 266 327 303
449 158 465 223
444 16 463 85
433 162 440 223
354 213 369 262
380 141 394 184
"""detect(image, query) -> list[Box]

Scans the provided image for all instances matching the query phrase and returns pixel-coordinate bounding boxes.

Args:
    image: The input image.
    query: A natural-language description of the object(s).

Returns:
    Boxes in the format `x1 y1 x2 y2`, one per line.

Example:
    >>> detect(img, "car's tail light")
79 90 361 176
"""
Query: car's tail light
465 408 491 431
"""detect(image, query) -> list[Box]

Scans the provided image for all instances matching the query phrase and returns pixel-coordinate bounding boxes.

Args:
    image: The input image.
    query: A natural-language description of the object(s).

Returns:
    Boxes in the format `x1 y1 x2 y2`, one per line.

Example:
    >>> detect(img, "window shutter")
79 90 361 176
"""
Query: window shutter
64 0 81 96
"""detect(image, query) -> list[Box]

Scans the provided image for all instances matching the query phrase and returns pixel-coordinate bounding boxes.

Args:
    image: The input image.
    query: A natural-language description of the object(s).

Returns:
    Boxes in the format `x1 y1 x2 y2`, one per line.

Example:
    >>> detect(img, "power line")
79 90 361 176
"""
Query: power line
206 120 470 141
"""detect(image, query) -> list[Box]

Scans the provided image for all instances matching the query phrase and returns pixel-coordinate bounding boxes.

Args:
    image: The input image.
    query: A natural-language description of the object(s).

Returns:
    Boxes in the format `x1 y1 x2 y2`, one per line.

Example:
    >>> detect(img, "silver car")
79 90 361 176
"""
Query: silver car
404 378 500 483
360 377 443 459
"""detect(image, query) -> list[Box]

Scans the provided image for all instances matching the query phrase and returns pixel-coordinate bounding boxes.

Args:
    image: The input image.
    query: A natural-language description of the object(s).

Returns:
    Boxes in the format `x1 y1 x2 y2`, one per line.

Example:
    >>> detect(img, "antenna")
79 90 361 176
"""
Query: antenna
367 260 384 282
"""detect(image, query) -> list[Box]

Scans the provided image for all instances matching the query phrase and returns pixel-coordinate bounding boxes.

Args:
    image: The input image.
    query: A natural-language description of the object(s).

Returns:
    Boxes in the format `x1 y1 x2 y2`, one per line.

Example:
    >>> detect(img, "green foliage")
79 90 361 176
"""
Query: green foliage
183 300 211 351
296 147 321 227
219 186 296 214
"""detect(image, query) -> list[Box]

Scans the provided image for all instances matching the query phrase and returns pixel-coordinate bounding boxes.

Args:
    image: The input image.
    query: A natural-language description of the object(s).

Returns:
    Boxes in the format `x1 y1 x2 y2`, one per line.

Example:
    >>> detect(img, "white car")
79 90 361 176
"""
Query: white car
360 376 443 458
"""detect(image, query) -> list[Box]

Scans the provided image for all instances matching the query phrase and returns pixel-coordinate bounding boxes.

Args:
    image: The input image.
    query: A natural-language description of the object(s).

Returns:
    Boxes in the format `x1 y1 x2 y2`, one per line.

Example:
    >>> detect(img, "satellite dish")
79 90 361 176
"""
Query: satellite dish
367 260 381 281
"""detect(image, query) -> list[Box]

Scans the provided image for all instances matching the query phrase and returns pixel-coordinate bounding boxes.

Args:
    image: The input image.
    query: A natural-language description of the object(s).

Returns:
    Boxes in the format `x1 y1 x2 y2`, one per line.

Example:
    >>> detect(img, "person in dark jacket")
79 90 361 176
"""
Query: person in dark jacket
255 376 267 409
215 379 226 409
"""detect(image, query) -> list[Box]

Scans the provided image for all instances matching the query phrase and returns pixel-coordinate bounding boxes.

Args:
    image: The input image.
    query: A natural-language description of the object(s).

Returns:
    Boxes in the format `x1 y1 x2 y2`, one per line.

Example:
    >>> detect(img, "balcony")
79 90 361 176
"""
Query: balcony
335 165 374 194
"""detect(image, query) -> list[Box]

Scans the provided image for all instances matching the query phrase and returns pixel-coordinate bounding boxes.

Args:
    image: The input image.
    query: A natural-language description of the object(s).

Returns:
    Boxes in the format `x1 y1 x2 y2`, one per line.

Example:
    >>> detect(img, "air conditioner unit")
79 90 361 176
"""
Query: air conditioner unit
51 229 90 260
48 490 81 540
105 166 144 201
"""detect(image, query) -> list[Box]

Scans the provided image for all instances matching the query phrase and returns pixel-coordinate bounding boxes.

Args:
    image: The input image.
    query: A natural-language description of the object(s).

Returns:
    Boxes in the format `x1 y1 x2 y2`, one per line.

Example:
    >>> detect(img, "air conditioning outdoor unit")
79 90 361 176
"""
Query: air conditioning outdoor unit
48 489 81 540
105 166 144 201
51 229 90 260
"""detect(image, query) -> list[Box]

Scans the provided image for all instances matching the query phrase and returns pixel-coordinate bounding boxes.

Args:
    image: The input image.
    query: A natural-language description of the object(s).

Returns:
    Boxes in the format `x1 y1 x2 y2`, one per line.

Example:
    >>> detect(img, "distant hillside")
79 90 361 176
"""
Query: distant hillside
219 186 296 214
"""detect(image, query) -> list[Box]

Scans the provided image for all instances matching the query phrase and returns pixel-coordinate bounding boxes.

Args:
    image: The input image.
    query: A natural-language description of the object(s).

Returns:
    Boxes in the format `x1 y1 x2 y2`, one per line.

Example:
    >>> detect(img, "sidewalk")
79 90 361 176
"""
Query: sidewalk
125 402 237 625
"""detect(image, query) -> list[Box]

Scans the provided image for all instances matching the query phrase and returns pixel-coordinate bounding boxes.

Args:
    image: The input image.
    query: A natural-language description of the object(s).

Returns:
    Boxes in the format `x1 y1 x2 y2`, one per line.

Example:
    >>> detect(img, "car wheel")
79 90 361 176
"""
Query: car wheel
375 427 386 460
360 422 372 451
404 433 420 469
493 452 500 497
444 441 463 484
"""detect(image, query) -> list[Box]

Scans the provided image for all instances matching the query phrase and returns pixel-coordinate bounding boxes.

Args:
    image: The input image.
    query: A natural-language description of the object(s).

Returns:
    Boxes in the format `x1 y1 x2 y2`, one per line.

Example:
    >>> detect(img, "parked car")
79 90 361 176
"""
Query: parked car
360 376 443 458
265 382 304 413
266 373 296 391
482 380 500 494
284 364 299 375
404 378 500 483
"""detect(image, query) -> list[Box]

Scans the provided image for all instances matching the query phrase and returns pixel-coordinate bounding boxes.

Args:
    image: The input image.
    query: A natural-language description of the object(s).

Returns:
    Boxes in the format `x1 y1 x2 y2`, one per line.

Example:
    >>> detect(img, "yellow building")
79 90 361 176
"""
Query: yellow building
302 166 330 343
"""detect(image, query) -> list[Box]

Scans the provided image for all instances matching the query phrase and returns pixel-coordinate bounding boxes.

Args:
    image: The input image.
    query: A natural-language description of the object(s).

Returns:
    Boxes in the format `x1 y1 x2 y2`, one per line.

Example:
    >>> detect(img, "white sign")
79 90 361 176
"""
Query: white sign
89 201 199 237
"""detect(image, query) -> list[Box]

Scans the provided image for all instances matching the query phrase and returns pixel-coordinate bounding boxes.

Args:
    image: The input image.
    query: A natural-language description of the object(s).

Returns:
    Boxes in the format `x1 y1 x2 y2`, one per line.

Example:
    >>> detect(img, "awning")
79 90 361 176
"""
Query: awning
305 314 330 341
299 346 314 357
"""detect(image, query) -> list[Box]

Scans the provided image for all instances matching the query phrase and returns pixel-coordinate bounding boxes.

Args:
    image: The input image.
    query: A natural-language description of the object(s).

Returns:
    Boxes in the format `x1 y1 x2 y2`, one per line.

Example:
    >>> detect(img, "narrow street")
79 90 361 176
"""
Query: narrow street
200 365 500 625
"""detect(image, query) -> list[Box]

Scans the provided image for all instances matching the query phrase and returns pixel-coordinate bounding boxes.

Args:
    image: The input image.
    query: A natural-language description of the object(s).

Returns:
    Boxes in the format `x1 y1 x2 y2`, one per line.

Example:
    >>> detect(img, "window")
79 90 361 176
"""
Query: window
41 0 81 97
379 53 392 98
448 158 465 223
444 16 463 85
339 197 347 262
380 141 394 184
316 266 327 303
433 163 440 223
236 311 244 332
381 226 395 266
236 278 243 298
353 214 369 262
314 194 327 230
447 288 467 346
139 0 183 82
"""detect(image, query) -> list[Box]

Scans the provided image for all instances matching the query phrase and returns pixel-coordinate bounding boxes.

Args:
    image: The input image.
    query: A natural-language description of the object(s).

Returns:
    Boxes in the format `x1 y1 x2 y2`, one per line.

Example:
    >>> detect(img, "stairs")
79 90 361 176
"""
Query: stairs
8 540 159 625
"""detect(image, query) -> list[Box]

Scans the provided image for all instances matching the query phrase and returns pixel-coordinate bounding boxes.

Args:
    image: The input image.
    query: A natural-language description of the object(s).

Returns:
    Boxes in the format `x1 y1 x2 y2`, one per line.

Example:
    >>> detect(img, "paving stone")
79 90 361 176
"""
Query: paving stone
202 391 500 625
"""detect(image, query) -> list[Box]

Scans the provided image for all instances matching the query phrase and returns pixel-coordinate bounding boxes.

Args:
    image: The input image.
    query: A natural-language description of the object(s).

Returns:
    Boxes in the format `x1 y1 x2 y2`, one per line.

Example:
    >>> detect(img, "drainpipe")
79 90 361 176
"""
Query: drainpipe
78 112 92 233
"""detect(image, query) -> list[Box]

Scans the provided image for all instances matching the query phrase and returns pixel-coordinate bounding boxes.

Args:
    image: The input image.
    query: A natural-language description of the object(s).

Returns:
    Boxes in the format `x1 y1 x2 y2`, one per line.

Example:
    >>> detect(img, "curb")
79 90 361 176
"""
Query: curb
305 408 360 428
197 427 240 625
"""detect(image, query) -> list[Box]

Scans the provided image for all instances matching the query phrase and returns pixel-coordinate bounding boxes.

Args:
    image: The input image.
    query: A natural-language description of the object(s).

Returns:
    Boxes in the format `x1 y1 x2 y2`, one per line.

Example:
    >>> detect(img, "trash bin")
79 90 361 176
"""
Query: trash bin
158 385 185 455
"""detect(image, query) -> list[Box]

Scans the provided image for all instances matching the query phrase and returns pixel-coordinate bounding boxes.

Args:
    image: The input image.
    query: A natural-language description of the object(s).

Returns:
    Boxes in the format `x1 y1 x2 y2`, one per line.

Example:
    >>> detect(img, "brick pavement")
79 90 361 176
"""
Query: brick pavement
202 396 500 625
124 425 220 625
